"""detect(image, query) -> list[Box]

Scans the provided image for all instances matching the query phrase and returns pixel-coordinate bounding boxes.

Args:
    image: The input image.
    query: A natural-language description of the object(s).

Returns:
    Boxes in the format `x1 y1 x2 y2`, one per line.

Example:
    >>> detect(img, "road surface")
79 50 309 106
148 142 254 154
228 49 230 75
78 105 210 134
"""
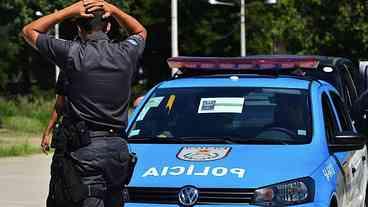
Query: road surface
0 154 51 207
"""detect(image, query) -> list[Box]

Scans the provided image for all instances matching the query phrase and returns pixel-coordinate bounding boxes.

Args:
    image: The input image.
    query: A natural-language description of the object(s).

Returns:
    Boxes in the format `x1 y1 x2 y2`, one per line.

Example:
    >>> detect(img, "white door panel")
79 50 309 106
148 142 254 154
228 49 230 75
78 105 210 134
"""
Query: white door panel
349 146 367 207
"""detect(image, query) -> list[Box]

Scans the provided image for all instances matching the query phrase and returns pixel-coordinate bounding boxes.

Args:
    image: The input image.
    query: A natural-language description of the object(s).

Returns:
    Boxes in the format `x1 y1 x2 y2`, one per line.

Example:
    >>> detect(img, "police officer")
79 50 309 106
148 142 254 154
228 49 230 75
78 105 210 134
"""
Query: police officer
41 71 66 155
22 0 147 206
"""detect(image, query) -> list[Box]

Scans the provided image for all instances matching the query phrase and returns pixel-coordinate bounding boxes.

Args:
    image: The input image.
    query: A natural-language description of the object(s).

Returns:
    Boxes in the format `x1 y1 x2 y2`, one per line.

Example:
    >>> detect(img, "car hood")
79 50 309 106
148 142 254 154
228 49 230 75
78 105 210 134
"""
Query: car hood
128 144 324 189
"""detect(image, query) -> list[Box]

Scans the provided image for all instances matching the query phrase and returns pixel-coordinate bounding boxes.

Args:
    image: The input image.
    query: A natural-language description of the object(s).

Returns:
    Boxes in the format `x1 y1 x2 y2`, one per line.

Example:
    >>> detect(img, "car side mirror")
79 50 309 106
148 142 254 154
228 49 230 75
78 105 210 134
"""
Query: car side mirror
329 131 367 153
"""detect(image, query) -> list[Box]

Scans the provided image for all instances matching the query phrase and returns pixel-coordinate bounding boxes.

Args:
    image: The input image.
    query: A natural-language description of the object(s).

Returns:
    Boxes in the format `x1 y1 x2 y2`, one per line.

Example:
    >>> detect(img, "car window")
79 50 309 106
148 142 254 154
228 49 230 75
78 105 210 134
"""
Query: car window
339 65 358 107
343 85 352 107
305 65 358 107
305 68 341 91
322 93 339 141
128 87 312 144
330 92 353 131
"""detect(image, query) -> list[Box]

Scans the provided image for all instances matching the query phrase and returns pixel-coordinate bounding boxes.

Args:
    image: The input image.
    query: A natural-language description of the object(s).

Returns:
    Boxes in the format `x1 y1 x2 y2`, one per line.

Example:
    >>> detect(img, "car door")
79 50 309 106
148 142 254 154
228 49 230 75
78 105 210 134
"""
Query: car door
322 92 353 206
328 91 367 206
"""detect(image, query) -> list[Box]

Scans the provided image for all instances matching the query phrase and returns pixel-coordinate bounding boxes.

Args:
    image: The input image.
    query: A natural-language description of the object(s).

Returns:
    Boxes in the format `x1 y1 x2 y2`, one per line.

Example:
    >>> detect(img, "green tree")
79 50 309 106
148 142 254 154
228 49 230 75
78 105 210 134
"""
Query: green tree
2 0 368 94
269 0 368 61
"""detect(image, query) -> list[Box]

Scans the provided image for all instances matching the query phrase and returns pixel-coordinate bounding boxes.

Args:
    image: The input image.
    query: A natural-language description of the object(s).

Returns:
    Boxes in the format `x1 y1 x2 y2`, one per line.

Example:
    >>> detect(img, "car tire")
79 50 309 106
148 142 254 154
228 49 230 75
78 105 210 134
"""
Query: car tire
365 185 368 207
330 197 338 207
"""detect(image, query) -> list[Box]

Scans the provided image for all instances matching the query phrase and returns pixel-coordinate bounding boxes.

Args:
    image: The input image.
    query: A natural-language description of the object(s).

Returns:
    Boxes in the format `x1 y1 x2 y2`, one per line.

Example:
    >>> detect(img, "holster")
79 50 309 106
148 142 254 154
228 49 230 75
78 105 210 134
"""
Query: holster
51 123 67 151
126 152 138 185
51 120 91 152
61 120 92 151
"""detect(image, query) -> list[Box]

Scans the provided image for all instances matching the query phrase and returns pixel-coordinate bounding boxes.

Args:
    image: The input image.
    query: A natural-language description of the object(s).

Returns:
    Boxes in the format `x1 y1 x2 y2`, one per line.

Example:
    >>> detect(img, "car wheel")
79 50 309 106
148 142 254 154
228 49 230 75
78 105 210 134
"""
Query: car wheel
330 197 338 207
365 185 368 207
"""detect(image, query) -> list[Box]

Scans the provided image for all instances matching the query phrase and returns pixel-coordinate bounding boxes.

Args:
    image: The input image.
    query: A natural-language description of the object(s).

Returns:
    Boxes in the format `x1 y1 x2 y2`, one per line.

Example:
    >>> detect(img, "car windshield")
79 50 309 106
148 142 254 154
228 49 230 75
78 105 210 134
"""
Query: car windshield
128 87 312 144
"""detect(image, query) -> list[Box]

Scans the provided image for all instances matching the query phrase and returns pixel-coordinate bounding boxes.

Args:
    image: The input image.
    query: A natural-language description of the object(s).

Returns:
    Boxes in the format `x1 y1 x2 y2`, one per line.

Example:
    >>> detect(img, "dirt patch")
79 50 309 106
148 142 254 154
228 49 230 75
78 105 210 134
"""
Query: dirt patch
0 129 40 146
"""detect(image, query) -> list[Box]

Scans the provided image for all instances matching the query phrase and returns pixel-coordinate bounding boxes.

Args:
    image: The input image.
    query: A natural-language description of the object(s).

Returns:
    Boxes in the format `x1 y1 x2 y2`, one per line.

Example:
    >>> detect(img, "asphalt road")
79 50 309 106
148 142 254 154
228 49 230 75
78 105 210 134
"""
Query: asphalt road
0 154 51 207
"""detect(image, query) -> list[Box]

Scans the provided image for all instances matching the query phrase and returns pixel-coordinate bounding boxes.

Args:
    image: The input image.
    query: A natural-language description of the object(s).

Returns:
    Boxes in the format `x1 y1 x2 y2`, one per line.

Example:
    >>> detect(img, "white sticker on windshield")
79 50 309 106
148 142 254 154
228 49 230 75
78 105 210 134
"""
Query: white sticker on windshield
198 98 244 114
129 129 141 137
298 130 307 136
137 97 164 121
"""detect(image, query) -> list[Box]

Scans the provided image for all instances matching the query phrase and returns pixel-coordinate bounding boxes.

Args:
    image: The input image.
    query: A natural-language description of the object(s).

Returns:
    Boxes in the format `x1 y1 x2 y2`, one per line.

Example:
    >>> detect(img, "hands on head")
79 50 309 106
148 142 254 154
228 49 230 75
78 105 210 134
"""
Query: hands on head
76 0 113 19
23 0 146 49
76 0 147 39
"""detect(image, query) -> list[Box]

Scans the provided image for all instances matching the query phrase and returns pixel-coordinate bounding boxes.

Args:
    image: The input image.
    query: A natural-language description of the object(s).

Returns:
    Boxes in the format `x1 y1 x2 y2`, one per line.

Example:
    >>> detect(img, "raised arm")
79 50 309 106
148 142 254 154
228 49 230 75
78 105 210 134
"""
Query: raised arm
22 1 95 49
86 1 147 40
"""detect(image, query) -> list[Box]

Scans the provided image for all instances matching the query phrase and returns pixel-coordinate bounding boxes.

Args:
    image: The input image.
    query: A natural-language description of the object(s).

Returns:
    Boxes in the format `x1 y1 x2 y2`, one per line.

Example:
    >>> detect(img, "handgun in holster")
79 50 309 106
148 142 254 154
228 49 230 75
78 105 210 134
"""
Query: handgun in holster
68 121 91 149
51 123 67 151
126 152 138 185
57 120 90 151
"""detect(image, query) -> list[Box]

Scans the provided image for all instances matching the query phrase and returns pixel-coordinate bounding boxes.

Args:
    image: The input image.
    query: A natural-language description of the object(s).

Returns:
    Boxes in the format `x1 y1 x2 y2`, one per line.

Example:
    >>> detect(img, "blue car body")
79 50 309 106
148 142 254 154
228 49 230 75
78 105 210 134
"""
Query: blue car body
126 75 367 207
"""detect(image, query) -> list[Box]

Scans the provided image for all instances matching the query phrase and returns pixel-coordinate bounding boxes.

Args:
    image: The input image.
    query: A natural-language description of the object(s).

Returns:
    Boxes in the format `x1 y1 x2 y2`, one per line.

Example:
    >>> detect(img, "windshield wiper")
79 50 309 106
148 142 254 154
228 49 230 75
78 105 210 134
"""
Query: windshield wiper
128 136 238 144
230 137 299 145
128 136 172 143
173 137 239 144
128 135 301 145
177 136 293 145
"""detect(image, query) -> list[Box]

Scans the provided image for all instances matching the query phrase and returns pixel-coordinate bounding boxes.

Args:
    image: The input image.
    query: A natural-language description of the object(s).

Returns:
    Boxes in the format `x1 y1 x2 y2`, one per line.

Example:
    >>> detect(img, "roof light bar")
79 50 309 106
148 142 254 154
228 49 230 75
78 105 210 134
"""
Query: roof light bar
167 57 320 71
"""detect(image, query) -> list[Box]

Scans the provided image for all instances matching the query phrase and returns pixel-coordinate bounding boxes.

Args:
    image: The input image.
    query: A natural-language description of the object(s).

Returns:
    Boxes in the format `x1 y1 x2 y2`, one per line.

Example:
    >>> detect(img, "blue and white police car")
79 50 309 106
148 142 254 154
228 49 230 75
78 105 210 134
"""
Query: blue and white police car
125 56 368 207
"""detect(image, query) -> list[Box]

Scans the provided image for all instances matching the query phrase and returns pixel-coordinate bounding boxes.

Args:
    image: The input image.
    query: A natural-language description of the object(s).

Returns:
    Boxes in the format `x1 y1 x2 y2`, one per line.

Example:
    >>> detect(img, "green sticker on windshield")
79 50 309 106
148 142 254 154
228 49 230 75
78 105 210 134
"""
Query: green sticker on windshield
129 129 141 137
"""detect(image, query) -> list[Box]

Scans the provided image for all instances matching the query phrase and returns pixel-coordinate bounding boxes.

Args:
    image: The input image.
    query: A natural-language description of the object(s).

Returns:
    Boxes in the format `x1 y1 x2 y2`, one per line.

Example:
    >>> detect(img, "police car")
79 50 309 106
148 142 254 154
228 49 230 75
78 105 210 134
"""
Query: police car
125 56 368 207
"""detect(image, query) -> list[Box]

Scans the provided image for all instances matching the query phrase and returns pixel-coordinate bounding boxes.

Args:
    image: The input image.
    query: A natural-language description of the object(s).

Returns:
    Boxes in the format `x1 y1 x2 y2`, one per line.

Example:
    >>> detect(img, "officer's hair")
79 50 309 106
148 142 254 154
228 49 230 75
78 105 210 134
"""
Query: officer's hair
76 11 109 32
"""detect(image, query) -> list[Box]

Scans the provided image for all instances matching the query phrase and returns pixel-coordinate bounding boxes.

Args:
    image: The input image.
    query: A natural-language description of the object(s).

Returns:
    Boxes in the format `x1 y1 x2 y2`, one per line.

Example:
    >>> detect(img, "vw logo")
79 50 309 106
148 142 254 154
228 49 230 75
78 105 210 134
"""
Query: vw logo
178 186 199 206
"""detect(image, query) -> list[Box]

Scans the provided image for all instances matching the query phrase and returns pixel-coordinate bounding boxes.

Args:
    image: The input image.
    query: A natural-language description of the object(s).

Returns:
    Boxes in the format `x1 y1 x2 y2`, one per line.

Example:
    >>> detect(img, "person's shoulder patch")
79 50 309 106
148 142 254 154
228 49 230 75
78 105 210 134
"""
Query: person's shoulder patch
127 39 139 46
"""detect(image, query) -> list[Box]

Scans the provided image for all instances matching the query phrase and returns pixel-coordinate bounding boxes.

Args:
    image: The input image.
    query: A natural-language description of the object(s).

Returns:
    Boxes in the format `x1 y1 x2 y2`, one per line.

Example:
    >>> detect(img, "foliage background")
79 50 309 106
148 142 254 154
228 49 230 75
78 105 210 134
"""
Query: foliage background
1 0 368 94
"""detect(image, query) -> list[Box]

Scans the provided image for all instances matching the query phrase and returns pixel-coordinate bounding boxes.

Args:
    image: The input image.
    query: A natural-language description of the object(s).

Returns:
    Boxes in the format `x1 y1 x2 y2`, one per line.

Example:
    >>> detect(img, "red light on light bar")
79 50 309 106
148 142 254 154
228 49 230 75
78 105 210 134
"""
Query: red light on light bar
298 61 318 68
258 63 276 69
219 63 236 69
167 57 319 71
238 64 255 69
200 63 216 69
280 62 296 68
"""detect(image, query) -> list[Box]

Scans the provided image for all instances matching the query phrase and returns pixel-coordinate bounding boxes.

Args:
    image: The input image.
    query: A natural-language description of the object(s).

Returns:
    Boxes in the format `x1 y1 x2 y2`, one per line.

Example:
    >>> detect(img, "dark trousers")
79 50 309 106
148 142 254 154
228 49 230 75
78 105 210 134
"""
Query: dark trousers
47 136 130 207
81 190 122 207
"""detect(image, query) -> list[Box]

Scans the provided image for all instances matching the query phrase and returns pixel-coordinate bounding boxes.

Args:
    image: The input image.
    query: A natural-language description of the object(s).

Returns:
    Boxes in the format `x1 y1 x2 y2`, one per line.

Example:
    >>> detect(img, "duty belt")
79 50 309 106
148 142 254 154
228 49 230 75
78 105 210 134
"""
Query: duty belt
88 184 107 198
88 130 122 138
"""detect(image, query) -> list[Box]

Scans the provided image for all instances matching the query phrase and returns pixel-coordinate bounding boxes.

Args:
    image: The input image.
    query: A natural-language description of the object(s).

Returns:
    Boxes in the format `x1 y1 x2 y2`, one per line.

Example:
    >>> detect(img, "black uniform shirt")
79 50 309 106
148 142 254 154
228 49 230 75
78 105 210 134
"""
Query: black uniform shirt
36 32 145 129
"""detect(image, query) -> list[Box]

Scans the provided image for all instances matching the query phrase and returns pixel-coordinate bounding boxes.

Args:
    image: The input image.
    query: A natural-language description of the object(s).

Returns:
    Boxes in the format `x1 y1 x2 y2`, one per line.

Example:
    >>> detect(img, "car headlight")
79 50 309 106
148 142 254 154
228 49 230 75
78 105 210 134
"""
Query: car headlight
254 177 315 206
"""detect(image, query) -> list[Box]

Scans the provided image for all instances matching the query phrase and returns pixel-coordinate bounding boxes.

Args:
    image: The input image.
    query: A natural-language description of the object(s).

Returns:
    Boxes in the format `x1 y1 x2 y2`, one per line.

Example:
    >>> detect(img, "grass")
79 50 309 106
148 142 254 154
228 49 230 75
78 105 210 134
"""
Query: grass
0 95 54 157
0 142 40 157
0 129 41 157
0 96 53 128
0 90 140 157
2 116 44 134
